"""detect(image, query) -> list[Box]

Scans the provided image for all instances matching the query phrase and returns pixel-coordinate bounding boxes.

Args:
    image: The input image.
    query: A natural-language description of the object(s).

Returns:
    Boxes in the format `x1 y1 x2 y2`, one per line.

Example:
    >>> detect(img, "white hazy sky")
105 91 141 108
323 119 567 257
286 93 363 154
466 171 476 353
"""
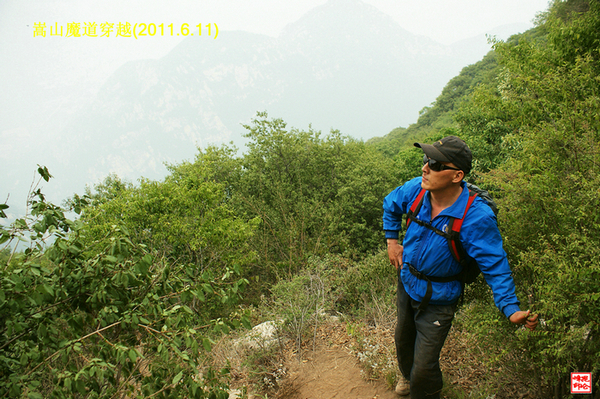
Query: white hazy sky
2 0 551 41
1 0 550 61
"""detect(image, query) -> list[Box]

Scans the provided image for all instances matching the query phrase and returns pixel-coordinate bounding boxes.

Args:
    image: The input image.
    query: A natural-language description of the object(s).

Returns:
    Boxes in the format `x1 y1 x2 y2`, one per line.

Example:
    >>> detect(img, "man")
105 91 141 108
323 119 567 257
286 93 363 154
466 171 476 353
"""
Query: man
382 136 538 398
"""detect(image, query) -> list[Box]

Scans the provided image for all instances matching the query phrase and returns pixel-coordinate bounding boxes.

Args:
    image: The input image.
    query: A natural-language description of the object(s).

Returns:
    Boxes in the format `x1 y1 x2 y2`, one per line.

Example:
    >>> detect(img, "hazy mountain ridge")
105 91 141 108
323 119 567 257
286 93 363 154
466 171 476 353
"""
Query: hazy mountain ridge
2 0 530 215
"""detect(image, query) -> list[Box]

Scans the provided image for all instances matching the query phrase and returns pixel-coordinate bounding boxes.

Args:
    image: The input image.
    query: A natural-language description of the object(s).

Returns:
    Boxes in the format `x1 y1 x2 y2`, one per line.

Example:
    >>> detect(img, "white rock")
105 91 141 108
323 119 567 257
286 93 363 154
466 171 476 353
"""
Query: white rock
236 320 280 350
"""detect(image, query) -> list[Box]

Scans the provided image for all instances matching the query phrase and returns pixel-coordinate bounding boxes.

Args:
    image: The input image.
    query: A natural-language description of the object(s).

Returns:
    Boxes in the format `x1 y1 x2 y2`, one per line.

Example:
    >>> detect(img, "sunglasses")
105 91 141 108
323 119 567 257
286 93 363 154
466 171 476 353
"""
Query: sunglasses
422 155 461 172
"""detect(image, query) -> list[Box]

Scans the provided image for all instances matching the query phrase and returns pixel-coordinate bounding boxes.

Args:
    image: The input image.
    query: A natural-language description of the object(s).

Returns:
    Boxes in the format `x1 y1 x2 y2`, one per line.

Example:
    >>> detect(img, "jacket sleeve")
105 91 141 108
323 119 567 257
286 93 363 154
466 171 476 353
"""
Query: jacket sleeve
383 177 422 240
461 202 521 318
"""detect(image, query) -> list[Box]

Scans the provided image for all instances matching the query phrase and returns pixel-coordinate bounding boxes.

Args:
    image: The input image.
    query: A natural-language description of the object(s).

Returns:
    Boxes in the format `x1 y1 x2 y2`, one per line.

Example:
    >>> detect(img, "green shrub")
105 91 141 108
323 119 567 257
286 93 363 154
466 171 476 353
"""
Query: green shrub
0 168 251 398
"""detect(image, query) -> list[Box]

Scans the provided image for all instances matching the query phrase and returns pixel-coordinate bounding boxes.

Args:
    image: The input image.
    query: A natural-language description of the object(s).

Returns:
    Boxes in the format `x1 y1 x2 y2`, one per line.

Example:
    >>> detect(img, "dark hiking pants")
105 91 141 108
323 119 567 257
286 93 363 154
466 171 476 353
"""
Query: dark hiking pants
395 276 457 399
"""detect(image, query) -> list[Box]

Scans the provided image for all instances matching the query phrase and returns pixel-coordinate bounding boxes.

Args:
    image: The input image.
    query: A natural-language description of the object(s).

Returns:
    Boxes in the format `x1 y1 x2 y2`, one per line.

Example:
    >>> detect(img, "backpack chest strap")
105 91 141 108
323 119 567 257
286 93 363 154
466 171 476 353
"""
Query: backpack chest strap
406 188 478 263
409 217 452 239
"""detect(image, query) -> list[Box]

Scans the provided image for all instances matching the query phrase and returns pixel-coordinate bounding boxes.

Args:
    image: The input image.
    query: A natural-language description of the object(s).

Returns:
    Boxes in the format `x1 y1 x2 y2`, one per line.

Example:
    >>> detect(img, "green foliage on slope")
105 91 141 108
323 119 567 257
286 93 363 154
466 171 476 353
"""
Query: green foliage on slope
474 1 600 394
366 1 600 395
236 112 397 272
1 170 250 398
3 1 600 396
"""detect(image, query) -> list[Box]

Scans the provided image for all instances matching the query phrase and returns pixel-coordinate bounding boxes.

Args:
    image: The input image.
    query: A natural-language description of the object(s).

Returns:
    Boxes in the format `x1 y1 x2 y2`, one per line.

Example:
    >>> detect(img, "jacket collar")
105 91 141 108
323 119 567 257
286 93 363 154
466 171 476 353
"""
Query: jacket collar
421 181 468 221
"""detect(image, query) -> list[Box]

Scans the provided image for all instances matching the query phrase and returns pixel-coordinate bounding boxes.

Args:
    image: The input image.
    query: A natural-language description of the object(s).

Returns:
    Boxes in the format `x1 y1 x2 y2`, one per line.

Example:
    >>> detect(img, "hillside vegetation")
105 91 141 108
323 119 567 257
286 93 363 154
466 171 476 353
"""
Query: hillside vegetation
1 0 599 397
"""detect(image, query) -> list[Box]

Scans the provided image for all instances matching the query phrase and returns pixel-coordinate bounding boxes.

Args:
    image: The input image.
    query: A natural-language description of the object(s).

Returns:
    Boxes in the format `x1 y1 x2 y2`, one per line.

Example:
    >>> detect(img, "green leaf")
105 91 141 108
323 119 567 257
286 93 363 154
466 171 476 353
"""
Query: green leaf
0 233 10 244
196 287 205 302
202 283 214 294
137 258 150 276
37 323 47 339
128 348 138 363
202 337 214 352
75 379 85 394
20 352 29 365
241 316 252 329
37 165 52 182
0 203 8 218
172 371 184 385
105 255 117 263
41 284 54 296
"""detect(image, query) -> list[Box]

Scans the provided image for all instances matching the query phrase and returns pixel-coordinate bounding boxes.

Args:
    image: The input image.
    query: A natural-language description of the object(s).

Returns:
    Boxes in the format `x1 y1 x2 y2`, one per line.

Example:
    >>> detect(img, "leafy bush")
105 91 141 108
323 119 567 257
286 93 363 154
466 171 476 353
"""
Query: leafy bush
234 112 397 276
0 169 252 398
453 1 600 395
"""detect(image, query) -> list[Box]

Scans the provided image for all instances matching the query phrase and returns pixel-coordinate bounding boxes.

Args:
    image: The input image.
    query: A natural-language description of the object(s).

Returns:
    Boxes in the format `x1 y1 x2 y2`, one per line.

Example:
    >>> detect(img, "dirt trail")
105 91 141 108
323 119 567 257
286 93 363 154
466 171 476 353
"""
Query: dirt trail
264 318 542 399
273 322 398 399
222 313 542 398
278 345 397 399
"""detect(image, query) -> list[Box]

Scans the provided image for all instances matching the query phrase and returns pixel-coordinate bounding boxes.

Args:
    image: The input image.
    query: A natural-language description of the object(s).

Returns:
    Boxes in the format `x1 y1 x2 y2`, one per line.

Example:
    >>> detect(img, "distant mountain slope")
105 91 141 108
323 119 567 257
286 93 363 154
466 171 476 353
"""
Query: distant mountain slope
50 0 498 187
365 26 544 159
366 50 502 157
1 0 533 212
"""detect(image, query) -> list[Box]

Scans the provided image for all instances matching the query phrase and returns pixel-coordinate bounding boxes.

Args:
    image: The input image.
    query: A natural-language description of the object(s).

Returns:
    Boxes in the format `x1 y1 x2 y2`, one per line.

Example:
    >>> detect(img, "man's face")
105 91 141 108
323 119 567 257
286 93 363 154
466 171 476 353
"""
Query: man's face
420 156 463 192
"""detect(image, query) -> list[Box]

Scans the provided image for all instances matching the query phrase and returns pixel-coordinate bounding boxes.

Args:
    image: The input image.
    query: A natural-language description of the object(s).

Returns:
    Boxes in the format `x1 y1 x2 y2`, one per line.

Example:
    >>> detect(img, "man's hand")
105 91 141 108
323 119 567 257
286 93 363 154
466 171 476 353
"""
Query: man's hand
387 239 403 270
509 310 539 331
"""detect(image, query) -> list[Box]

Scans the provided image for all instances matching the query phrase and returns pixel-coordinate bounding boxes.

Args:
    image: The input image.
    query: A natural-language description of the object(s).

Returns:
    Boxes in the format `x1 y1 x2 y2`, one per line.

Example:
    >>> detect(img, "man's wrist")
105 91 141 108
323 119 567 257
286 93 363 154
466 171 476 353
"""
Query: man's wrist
504 304 521 319
384 230 399 240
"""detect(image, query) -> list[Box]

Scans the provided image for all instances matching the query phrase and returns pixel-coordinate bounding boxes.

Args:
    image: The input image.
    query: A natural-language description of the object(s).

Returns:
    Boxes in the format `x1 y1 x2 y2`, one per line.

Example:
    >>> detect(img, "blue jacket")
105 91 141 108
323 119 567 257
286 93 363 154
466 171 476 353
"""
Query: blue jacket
383 177 520 318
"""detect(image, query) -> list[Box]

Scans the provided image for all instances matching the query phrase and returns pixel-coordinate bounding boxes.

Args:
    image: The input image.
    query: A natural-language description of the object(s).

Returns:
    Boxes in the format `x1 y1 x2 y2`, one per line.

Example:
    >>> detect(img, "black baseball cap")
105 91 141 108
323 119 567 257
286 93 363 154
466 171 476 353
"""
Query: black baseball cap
414 136 472 174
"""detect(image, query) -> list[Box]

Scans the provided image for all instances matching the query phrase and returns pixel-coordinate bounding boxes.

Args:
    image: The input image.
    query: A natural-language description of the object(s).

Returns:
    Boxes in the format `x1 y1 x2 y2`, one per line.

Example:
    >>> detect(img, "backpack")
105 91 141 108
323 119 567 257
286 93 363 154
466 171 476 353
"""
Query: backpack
405 183 498 309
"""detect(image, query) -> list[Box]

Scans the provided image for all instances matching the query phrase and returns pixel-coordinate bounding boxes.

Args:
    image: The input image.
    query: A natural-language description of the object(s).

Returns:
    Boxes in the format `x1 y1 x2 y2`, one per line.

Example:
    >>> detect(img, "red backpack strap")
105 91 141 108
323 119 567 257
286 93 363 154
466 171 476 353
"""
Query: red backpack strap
406 188 427 229
447 190 478 262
